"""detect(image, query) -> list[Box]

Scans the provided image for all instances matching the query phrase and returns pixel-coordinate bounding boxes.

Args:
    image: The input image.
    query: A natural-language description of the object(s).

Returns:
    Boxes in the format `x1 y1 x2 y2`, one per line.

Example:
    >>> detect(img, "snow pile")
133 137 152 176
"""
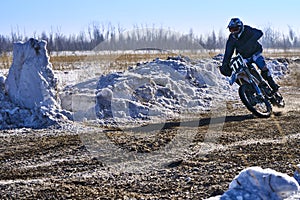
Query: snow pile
219 166 300 200
6 38 58 109
94 56 235 123
0 38 71 129
92 55 289 124
1 41 288 129
267 58 289 78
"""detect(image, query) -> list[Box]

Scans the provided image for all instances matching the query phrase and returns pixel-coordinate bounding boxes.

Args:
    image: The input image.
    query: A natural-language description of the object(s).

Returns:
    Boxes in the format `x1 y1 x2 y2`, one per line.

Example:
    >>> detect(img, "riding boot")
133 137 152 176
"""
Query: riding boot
261 70 280 92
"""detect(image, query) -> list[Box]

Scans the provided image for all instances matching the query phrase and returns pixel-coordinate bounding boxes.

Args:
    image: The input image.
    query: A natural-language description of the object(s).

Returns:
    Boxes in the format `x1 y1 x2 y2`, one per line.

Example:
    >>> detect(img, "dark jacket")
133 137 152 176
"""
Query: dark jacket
220 25 263 76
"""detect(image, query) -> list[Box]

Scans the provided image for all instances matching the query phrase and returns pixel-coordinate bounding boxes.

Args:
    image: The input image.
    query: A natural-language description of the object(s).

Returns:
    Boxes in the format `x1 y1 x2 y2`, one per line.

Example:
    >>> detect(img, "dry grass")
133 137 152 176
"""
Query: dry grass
263 50 300 58
1 50 299 72
0 52 12 69
49 51 205 71
0 50 215 72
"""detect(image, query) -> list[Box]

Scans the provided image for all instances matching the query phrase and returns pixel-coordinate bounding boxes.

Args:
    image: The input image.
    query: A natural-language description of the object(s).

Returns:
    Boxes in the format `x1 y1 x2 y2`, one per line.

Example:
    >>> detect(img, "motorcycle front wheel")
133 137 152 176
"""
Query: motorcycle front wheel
239 83 272 118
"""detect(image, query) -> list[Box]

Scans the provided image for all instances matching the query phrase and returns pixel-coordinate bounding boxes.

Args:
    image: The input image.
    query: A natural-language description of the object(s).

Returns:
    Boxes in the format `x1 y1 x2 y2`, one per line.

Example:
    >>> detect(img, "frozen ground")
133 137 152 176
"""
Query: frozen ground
0 39 299 199
0 82 299 199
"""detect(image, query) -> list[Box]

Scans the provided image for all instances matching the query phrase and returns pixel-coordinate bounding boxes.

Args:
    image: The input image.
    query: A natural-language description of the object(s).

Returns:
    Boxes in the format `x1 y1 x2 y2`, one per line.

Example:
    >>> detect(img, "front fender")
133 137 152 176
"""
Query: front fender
229 72 250 85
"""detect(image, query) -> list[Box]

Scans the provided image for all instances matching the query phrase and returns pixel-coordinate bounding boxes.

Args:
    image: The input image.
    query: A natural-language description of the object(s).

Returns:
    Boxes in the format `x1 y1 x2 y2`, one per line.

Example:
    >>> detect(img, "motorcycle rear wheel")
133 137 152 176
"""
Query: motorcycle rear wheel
239 83 272 118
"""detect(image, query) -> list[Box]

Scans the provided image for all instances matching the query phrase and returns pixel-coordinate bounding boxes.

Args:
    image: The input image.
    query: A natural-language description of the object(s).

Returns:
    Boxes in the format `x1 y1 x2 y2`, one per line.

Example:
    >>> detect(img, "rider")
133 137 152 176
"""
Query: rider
219 18 280 92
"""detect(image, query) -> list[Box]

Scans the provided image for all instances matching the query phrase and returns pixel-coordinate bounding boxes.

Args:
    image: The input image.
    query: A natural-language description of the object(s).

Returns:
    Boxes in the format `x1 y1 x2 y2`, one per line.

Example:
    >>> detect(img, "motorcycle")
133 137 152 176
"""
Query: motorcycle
228 54 285 118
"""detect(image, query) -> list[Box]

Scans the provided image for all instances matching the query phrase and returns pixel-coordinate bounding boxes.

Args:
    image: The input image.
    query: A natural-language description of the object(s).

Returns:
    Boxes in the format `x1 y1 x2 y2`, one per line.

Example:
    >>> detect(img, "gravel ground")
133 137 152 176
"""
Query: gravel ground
0 63 299 199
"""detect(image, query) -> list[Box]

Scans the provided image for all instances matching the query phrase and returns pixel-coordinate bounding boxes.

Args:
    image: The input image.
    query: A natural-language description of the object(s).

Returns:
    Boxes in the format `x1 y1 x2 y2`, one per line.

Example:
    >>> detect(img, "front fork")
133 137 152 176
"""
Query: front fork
252 81 264 97
244 66 264 98
248 65 273 98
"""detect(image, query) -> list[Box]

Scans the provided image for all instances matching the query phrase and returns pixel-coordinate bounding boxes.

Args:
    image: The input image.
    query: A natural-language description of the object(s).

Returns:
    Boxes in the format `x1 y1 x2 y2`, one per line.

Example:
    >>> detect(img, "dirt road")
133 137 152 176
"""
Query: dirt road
0 62 299 199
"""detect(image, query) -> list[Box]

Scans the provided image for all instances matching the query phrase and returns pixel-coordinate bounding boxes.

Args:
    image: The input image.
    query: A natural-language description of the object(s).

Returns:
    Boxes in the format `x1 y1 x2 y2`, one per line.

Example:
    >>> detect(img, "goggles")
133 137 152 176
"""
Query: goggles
229 27 240 33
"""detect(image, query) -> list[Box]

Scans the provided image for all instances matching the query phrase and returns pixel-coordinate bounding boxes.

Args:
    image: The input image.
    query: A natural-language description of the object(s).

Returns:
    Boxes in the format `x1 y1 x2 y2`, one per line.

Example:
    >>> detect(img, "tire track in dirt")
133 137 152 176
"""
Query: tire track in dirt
0 62 299 199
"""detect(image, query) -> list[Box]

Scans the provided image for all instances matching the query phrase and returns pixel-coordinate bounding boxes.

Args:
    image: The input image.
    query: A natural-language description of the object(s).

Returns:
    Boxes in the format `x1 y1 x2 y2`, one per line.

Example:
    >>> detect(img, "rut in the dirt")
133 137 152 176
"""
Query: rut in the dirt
0 62 299 199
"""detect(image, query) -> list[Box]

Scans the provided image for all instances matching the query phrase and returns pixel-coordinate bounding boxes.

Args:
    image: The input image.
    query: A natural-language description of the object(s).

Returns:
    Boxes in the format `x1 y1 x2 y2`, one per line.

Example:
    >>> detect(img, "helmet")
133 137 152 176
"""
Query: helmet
227 18 243 35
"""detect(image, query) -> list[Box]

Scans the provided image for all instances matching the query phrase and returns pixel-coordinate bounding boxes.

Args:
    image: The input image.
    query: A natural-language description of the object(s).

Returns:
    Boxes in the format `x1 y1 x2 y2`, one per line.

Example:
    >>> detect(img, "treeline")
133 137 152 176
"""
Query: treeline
0 23 299 54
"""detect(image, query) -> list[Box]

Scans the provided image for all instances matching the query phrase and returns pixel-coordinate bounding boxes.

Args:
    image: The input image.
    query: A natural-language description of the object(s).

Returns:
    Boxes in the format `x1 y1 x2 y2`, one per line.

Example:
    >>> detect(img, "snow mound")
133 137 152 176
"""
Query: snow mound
94 56 235 123
6 38 58 109
220 166 300 200
93 55 288 124
267 58 289 78
0 38 71 129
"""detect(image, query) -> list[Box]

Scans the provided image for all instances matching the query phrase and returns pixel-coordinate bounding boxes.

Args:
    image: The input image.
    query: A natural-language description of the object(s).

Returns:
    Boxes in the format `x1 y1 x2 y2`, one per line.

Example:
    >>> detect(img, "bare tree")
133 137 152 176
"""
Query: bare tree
0 23 299 53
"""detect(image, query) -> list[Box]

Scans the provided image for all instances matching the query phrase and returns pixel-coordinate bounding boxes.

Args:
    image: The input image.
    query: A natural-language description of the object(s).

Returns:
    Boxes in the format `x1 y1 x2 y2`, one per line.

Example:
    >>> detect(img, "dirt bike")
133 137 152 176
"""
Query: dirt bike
228 54 285 118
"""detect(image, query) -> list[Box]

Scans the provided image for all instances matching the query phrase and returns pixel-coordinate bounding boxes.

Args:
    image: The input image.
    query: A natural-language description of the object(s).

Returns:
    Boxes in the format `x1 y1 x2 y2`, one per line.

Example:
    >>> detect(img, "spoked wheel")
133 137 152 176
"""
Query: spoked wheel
239 83 272 118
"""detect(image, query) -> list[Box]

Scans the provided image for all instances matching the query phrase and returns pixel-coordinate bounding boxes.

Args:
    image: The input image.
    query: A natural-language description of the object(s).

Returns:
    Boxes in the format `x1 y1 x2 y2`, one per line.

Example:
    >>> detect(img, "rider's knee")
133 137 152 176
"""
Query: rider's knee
255 55 266 70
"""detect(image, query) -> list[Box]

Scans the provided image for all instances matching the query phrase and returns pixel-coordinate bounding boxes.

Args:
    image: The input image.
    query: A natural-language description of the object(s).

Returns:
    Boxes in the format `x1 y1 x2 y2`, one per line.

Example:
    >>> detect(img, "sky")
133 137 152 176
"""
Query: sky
1 0 299 38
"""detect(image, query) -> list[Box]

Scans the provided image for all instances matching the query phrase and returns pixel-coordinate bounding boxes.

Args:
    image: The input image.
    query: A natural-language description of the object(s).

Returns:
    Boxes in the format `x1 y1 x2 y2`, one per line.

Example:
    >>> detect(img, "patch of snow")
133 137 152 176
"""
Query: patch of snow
267 58 289 78
207 166 300 200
